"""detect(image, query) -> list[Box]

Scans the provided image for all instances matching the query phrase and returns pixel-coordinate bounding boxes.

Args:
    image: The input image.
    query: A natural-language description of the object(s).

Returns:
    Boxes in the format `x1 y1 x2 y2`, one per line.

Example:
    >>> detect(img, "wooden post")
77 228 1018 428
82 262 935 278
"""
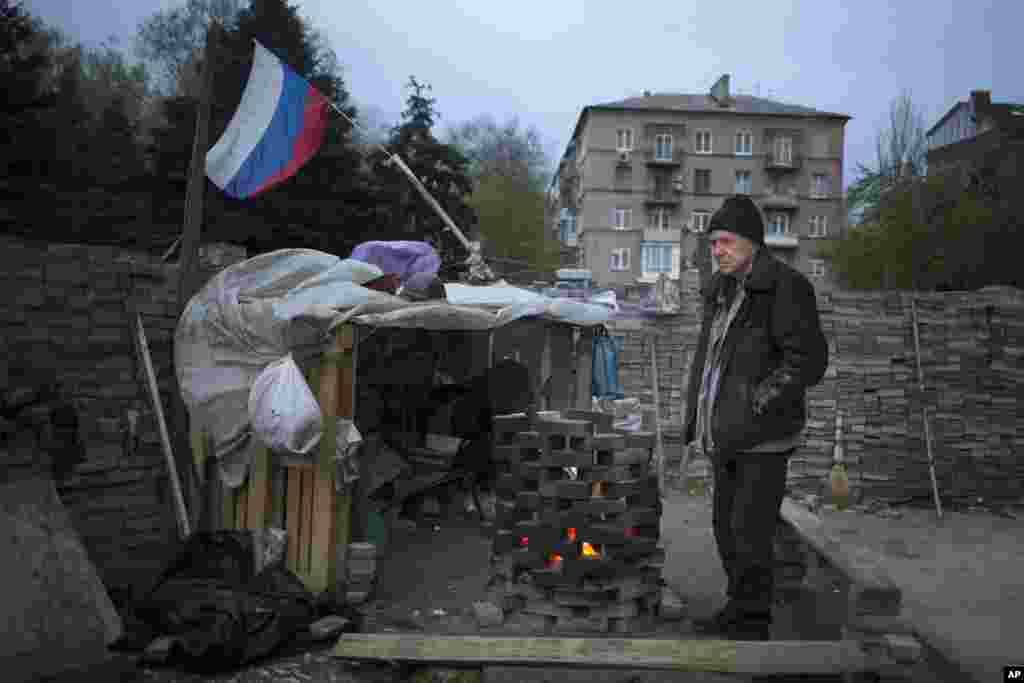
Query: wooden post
575 327 594 410
303 324 356 597
171 19 220 531
649 333 665 499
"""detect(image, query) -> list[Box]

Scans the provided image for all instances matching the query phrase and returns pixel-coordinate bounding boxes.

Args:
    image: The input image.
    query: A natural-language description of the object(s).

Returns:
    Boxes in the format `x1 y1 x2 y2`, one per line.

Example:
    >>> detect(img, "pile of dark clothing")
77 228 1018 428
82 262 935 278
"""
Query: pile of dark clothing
111 531 319 674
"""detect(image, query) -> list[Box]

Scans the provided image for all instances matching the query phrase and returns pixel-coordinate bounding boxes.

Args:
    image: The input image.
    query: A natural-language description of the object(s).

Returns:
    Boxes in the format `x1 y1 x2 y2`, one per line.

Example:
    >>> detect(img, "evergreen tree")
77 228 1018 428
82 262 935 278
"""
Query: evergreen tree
0 0 58 180
370 76 475 275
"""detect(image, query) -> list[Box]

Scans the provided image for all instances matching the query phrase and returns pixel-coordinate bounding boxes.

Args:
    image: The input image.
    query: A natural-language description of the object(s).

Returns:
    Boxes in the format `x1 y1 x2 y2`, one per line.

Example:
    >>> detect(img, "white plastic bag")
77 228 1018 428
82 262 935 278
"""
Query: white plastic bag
248 353 323 456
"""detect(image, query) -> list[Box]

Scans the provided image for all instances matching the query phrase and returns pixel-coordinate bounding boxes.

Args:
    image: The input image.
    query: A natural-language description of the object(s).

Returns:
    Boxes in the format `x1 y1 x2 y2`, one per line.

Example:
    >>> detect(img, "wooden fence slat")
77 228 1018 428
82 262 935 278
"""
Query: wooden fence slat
286 466 303 571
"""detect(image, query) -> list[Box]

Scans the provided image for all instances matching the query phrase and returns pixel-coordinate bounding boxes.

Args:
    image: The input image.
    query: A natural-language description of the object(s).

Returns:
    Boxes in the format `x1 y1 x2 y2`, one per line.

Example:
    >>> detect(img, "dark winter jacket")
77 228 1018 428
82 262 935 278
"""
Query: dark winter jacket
684 249 829 455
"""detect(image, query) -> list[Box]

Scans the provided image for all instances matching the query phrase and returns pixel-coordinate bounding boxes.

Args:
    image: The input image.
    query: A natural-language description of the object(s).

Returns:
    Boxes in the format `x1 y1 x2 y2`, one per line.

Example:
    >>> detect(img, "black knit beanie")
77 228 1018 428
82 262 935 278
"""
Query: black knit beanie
708 195 765 246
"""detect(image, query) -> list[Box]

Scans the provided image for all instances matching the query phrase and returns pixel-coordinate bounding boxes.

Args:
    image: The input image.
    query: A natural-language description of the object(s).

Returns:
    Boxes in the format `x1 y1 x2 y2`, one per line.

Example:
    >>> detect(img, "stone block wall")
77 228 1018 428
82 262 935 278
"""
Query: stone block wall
610 273 1024 504
0 236 246 597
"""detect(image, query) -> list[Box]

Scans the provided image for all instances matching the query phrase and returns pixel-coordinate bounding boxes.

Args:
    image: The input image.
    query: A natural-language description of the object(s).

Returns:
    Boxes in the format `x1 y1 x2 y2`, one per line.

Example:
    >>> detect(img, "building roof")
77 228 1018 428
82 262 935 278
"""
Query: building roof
926 98 1024 137
592 93 850 119
559 92 850 166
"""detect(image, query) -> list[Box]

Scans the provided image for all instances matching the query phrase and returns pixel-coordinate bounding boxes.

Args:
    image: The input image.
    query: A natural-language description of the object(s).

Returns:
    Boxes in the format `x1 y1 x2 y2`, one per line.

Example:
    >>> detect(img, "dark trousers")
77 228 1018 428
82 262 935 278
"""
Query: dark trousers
711 451 792 615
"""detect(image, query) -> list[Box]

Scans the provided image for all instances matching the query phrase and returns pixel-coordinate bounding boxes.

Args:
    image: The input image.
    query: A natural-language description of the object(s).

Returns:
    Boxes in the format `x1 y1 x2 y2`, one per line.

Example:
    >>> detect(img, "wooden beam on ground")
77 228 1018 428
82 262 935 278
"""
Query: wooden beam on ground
333 635 883 675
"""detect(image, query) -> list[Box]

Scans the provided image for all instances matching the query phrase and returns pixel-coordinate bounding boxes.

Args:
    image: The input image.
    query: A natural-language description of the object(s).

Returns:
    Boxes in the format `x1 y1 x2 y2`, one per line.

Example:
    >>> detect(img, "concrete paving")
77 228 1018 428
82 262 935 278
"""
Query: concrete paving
806 501 1024 683
662 486 1023 683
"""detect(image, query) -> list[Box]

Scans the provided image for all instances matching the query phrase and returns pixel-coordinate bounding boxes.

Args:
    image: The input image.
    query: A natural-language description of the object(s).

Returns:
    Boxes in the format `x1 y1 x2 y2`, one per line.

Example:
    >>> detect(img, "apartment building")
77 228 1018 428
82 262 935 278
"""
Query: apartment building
926 89 1024 183
552 75 850 291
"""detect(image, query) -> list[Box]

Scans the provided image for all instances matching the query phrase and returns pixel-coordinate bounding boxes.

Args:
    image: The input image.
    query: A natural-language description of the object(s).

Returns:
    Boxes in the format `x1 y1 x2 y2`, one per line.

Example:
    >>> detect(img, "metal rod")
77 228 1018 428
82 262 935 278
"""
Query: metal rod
911 297 943 519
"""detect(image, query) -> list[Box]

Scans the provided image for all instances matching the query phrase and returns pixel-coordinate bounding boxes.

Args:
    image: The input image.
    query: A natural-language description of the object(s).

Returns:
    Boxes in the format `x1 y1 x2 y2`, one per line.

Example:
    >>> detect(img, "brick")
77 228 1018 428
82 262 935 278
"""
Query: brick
658 587 686 620
45 261 89 284
534 451 595 468
472 601 504 627
535 417 594 437
552 615 608 633
92 308 130 327
6 279 45 308
596 448 651 467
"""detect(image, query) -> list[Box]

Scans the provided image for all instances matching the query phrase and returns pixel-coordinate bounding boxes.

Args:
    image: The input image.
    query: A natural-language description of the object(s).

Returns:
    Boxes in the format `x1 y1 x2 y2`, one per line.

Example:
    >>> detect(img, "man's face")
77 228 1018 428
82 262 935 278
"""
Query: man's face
710 230 756 275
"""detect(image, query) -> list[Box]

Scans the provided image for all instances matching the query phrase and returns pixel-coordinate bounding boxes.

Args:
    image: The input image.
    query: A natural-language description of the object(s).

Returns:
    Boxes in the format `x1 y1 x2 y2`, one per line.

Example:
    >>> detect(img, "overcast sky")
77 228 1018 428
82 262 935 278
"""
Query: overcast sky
25 0 1021 190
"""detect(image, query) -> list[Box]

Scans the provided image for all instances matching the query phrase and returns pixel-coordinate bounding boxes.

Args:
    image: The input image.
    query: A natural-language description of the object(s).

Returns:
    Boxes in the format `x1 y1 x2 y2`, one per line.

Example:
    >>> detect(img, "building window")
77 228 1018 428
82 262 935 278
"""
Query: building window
695 130 712 154
812 173 832 198
648 208 671 229
734 170 752 194
691 210 711 233
559 208 578 245
735 130 753 156
774 136 793 165
642 242 673 274
654 134 673 161
694 169 711 194
617 129 634 151
767 212 790 236
809 215 828 238
614 208 633 229
611 248 631 271
809 259 826 278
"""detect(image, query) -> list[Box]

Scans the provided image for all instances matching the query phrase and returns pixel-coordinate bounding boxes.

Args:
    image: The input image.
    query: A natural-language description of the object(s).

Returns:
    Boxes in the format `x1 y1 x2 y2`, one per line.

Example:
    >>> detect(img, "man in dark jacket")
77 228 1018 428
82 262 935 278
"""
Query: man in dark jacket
683 195 829 639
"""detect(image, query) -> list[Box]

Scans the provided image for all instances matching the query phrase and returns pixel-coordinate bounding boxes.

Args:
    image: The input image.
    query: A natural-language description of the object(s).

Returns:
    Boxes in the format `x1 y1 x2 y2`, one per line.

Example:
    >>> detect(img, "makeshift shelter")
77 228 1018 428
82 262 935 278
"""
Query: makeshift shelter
176 249 613 596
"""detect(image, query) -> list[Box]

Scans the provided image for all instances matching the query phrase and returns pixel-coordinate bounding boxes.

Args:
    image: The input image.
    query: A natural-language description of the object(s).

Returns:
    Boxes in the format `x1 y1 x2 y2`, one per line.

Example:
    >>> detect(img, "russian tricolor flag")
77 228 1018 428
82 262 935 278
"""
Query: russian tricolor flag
206 40 329 199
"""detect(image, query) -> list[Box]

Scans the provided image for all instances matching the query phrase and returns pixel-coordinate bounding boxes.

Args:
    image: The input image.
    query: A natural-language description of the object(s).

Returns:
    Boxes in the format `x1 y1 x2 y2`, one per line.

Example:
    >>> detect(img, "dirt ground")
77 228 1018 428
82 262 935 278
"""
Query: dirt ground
38 488 1015 683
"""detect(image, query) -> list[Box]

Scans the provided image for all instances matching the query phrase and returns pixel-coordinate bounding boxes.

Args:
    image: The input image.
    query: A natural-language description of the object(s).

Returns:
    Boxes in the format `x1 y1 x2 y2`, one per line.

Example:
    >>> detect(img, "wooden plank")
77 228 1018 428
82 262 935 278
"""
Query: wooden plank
574 328 594 410
286 466 304 572
222 471 237 530
300 465 315 578
133 314 190 538
333 635 880 675
549 324 575 411
245 445 271 530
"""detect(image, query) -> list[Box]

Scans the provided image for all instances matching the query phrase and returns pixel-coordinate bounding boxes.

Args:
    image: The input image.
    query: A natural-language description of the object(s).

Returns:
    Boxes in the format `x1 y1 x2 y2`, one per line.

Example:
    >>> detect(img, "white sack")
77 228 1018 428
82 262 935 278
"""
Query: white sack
248 353 323 456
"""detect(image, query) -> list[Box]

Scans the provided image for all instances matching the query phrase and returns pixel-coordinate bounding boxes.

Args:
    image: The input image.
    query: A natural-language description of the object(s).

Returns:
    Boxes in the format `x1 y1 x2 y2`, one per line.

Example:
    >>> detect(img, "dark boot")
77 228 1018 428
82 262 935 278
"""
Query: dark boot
692 601 742 635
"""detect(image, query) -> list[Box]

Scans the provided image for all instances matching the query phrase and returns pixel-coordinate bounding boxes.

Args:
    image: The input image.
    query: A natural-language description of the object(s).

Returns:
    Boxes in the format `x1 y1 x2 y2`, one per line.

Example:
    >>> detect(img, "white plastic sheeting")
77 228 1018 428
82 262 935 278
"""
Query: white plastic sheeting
175 248 611 488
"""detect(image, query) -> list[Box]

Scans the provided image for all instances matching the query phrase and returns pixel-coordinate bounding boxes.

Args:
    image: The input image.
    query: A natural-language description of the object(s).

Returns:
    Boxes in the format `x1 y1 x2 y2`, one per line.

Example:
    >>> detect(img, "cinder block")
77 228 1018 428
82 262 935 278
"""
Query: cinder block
472 601 504 628
45 262 89 284
552 615 608 633
659 587 685 620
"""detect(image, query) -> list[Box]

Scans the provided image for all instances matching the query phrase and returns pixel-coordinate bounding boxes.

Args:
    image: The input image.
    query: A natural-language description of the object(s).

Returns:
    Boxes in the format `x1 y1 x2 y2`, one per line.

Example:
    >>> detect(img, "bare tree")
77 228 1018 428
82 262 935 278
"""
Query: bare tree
134 0 242 96
874 90 929 183
847 90 929 221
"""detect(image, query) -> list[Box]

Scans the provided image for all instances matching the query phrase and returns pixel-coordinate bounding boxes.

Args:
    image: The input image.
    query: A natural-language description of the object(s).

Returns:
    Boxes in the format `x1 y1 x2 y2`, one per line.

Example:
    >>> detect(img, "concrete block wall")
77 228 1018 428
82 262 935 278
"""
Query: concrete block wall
610 275 1024 504
0 236 246 597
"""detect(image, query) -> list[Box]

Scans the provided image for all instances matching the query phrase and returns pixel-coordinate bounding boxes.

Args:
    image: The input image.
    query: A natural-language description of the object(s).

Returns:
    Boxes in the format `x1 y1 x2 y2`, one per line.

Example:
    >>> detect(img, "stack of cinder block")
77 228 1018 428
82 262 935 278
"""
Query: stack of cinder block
344 542 377 605
488 410 665 634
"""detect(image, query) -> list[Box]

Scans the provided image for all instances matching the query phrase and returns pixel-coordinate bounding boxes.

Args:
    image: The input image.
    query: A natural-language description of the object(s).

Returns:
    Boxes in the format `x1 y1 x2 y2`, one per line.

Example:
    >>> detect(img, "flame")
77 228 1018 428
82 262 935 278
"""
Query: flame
582 542 601 558
547 553 563 569
567 527 577 542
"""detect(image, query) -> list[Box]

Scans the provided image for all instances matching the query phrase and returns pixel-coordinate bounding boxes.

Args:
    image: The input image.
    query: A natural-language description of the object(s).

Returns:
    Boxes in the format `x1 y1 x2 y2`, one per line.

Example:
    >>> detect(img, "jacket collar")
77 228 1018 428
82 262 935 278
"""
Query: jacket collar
700 248 779 303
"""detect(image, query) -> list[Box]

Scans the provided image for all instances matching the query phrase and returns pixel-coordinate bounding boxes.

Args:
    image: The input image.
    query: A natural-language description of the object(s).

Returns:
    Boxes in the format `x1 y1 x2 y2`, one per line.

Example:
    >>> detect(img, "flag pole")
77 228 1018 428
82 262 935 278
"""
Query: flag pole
171 18 221 531
323 100 494 281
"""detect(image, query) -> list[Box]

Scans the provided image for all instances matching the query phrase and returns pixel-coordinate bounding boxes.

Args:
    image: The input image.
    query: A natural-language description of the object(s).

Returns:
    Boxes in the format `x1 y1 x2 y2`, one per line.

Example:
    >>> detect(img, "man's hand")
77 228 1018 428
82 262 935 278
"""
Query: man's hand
752 373 792 416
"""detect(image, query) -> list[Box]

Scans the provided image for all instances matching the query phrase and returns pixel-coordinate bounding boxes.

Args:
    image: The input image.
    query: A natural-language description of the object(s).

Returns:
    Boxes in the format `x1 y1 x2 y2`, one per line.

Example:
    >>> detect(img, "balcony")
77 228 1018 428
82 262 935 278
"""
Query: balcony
761 191 800 210
644 190 680 206
644 148 684 166
764 152 803 172
765 233 800 248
